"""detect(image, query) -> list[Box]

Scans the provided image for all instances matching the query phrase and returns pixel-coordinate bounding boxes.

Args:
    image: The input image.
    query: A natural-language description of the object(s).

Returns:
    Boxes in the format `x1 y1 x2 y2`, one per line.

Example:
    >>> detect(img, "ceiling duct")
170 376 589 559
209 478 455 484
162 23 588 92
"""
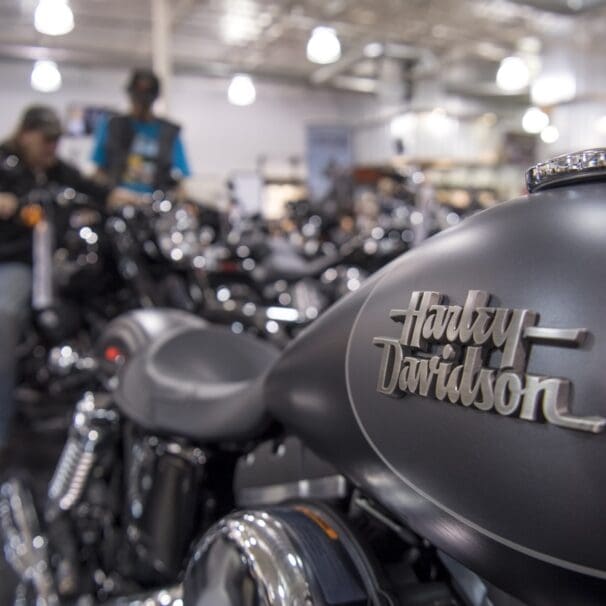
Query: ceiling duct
309 41 435 95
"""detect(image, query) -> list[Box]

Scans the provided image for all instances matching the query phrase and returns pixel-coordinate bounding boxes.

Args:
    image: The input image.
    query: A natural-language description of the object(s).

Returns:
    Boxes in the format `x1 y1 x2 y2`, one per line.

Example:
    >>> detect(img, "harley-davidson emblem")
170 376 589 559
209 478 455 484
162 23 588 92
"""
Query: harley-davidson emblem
373 291 606 433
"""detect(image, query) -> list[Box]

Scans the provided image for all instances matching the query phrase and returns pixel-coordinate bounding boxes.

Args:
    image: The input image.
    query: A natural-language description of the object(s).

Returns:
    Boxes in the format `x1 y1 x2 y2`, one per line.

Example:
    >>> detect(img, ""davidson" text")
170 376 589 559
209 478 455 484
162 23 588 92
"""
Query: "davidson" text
373 291 606 434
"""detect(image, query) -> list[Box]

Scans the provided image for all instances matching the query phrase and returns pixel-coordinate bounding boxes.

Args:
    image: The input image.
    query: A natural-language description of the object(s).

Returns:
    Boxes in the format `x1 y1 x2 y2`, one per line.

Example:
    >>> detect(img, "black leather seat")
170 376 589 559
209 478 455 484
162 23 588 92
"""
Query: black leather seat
108 311 280 442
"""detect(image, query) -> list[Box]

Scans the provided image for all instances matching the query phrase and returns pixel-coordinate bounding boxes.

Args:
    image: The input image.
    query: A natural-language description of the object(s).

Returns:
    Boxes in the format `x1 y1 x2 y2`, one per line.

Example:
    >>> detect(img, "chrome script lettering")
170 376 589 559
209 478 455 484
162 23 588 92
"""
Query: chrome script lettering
374 291 606 434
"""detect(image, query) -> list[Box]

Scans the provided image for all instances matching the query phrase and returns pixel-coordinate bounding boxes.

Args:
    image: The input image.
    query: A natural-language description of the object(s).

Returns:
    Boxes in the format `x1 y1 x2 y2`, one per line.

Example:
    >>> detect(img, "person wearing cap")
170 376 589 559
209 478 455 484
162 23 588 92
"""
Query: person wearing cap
0 105 110 459
91 68 191 200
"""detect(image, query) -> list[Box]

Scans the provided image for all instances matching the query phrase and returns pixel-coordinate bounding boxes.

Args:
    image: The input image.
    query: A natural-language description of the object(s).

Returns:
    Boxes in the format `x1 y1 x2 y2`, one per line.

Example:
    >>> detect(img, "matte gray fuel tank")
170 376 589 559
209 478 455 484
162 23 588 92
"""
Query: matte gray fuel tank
266 174 606 605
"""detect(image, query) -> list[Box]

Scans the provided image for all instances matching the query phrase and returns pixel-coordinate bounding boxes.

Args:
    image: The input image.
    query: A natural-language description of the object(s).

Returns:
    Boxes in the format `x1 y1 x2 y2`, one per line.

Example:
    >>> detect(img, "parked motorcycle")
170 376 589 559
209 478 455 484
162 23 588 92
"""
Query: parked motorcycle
105 192 412 345
4 150 606 605
14 186 126 427
104 196 215 312
190 224 367 344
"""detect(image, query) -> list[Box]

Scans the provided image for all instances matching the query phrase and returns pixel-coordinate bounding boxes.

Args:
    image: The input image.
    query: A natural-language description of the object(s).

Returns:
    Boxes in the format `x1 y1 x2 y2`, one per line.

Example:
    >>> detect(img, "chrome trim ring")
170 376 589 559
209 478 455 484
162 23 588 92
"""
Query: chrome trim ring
526 149 606 193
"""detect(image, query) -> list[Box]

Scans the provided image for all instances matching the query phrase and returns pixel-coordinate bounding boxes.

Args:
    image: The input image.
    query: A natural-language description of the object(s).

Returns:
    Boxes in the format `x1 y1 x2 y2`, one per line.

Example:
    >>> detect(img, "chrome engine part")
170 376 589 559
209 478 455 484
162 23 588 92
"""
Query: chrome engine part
122 434 208 582
47 344 97 377
183 504 392 606
47 391 118 513
0 474 183 606
185 510 316 605
108 584 183 606
0 479 59 606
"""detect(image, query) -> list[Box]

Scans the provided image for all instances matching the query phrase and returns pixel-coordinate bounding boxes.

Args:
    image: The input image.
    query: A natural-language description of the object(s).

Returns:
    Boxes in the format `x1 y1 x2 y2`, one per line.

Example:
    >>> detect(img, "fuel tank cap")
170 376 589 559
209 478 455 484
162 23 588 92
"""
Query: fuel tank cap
526 148 606 193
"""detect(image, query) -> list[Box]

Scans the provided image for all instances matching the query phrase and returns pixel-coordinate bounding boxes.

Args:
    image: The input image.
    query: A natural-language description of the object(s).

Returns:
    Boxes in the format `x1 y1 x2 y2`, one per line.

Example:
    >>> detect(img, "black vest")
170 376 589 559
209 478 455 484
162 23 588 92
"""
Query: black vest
104 115 181 191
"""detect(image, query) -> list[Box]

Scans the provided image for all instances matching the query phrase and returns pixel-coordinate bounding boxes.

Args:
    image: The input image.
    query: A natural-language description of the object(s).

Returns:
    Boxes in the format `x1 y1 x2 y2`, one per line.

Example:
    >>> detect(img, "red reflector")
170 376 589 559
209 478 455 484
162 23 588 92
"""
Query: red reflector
104 345 123 363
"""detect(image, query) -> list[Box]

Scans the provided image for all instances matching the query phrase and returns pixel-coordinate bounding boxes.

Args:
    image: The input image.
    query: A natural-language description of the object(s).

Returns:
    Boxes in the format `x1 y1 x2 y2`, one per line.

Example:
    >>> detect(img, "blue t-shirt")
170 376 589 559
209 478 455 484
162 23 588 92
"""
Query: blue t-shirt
91 117 191 194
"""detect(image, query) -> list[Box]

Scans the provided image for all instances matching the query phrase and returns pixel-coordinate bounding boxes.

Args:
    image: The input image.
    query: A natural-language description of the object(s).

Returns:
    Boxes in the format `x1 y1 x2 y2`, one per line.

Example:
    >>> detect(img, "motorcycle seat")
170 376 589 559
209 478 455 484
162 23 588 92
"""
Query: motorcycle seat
98 308 207 357
114 319 280 442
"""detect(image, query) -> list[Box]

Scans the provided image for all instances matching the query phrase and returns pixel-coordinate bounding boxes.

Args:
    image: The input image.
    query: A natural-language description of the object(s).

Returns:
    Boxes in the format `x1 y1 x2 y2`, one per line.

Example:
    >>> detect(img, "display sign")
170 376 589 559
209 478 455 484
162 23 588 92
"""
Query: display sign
306 125 352 202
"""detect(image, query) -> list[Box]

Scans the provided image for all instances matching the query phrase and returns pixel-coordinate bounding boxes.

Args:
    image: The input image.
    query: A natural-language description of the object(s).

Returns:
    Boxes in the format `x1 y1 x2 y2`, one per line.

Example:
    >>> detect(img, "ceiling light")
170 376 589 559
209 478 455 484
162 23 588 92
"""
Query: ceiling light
31 60 62 93
496 56 530 92
522 107 549 134
531 74 576 106
306 27 341 64
390 113 417 138
227 74 256 106
34 0 74 36
222 11 259 44
540 125 559 144
363 42 384 58
425 108 458 135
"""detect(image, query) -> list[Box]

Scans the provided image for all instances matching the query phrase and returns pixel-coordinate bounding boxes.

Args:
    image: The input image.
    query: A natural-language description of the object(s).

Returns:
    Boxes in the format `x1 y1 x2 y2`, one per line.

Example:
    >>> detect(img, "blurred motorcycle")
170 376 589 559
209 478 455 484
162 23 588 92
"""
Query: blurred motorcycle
14 187 123 425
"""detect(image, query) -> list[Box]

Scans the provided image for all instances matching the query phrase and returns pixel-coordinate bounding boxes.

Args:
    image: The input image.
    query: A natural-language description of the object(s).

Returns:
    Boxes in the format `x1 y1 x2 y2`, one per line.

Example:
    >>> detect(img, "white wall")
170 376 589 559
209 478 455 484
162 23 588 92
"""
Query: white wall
0 60 365 201
348 79 509 166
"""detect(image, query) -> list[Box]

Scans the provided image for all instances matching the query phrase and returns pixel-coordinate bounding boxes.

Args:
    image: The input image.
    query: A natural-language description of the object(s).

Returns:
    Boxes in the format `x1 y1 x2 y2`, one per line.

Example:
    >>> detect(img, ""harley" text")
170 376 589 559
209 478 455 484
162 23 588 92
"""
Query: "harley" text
373 291 606 434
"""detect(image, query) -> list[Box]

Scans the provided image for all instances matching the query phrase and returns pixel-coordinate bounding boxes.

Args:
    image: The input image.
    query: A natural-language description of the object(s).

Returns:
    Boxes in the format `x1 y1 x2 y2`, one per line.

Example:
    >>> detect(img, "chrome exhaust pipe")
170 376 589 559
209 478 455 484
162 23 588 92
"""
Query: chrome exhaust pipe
1 479 182 606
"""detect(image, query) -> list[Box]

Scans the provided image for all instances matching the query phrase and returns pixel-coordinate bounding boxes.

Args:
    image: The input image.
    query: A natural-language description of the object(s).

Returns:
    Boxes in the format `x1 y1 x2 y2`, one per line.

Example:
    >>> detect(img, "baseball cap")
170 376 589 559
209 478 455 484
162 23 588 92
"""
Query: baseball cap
19 105 63 138
127 68 160 99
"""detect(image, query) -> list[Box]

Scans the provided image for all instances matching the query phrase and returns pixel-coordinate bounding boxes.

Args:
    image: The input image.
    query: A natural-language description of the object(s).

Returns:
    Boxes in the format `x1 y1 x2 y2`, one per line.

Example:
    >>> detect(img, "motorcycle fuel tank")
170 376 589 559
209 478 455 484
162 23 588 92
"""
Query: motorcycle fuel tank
265 151 606 605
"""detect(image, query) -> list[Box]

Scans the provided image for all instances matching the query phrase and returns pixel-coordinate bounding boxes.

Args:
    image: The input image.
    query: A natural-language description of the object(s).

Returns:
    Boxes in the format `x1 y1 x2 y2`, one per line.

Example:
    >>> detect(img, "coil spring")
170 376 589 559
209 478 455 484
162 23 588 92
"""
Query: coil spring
48 439 96 511
47 392 117 512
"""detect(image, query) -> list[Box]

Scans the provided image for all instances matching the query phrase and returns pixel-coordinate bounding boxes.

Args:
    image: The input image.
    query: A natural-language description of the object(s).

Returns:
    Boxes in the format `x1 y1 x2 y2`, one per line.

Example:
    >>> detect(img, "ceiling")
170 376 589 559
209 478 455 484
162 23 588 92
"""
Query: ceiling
0 0 604 95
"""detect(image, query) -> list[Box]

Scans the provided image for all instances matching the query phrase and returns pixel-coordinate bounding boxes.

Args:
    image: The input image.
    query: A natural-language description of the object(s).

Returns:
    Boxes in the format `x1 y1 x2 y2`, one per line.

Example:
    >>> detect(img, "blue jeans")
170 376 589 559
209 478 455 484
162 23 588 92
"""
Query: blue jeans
0 263 31 448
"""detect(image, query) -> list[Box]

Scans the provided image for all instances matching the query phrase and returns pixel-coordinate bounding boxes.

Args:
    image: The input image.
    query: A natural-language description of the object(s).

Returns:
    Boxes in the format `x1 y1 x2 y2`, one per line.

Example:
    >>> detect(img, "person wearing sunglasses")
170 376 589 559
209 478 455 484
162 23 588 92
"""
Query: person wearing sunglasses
91 69 191 203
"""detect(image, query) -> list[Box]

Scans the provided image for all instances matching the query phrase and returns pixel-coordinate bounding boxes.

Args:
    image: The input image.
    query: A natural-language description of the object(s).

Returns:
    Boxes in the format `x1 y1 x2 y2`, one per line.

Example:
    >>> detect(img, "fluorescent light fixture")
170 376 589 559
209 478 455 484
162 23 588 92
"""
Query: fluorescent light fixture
496 56 530 92
266 307 299 322
531 74 576 106
540 125 559 144
227 74 256 106
522 107 549 134
31 60 62 93
34 0 74 36
306 26 341 64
